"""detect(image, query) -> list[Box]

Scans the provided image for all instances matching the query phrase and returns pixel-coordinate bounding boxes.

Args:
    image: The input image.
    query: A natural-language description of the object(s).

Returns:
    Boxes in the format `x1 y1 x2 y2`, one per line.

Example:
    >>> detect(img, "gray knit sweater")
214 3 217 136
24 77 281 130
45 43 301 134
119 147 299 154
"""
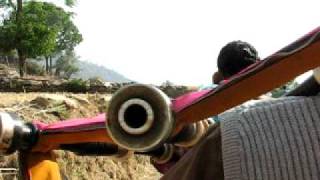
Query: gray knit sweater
221 96 320 180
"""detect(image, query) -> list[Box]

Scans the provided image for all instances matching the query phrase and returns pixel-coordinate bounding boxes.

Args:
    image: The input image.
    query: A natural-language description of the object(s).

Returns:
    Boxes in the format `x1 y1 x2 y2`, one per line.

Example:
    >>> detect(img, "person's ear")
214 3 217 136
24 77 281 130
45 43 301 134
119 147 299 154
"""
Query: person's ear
212 71 223 84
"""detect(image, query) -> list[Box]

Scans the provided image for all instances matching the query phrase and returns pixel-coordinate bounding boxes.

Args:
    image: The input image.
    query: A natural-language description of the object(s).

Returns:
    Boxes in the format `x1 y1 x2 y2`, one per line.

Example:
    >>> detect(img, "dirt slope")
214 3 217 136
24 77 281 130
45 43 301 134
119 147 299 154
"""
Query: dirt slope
0 93 161 180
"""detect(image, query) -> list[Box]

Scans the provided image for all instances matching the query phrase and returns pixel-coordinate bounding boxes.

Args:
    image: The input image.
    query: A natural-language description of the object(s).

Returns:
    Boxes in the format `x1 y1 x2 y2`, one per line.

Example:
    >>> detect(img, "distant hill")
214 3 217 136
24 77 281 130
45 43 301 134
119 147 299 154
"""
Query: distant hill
73 60 133 83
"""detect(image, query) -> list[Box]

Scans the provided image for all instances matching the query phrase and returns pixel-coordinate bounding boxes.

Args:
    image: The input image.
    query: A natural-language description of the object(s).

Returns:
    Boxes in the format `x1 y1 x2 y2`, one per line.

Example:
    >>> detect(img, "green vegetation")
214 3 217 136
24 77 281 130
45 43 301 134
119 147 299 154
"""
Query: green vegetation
1 1 131 82
63 78 89 92
55 50 80 79
0 0 81 77
26 61 45 76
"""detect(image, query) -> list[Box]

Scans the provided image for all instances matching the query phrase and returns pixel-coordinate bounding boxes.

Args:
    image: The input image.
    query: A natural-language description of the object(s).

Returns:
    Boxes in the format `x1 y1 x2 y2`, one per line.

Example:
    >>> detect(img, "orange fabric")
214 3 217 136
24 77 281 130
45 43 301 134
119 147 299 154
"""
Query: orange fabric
26 152 61 180
176 41 320 128
32 129 113 152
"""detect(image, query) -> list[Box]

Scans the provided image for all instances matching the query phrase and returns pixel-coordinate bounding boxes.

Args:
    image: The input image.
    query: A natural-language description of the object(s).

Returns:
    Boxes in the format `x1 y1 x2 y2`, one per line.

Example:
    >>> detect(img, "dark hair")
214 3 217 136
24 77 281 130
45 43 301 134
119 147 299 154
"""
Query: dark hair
217 40 259 78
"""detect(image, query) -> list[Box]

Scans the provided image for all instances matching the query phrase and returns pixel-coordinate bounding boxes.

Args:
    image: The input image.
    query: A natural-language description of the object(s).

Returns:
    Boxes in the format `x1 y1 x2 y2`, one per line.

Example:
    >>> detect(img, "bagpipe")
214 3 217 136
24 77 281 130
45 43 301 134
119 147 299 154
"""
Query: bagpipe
1 26 320 180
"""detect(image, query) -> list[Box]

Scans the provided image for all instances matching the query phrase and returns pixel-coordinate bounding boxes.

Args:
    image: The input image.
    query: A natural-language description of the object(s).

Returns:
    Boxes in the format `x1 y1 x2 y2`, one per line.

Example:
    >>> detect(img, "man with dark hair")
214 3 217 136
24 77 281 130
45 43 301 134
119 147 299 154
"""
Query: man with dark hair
153 41 261 178
217 40 260 80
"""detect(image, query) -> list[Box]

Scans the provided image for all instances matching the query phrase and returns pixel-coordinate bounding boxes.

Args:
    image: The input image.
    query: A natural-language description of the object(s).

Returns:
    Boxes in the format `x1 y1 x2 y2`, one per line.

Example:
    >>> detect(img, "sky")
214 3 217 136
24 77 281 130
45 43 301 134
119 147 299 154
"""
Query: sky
71 0 320 85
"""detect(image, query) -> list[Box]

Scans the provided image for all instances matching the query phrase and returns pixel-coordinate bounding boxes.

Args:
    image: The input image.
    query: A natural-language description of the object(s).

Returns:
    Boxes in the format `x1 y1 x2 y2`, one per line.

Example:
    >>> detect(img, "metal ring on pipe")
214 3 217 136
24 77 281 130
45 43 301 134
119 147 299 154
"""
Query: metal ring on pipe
118 99 154 135
106 84 173 152
151 144 174 164
175 121 205 148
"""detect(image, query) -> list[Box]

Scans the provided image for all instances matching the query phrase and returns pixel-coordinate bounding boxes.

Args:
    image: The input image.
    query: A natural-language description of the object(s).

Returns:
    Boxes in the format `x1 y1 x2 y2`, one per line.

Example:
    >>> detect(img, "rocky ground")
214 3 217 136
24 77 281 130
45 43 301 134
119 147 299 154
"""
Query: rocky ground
0 93 161 180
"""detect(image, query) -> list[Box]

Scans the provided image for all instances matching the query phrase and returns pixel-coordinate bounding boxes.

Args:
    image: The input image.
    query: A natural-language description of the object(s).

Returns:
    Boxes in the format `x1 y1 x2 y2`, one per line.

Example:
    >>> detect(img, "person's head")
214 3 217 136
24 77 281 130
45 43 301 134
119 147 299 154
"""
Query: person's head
217 40 259 79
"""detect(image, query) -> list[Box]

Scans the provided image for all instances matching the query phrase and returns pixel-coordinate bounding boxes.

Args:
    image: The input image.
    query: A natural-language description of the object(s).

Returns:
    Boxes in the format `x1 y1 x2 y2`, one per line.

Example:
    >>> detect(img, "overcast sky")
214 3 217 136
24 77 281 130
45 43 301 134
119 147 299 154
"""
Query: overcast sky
72 0 320 85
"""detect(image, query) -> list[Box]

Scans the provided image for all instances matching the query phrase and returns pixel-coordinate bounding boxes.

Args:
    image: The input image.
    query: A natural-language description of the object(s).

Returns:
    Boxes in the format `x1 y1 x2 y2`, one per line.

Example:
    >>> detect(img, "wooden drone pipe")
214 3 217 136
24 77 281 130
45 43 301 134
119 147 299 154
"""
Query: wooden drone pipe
105 83 214 152
32 114 115 153
0 113 115 154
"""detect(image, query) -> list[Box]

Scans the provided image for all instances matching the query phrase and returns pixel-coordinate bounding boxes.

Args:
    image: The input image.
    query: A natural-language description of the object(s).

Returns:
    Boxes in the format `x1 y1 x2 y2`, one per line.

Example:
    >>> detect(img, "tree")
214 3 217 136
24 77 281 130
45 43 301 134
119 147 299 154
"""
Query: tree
0 49 17 66
55 50 79 79
46 9 82 74
0 0 76 10
0 0 80 77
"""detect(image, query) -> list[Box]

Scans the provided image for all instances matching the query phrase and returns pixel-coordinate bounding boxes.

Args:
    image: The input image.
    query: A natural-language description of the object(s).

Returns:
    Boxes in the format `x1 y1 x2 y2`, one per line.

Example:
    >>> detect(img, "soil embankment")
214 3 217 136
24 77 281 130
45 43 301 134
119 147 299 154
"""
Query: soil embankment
0 93 161 180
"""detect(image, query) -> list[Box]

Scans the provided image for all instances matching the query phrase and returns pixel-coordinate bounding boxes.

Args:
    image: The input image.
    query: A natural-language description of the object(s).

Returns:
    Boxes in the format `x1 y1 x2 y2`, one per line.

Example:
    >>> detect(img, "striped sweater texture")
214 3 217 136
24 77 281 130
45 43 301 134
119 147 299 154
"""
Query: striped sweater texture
221 96 320 180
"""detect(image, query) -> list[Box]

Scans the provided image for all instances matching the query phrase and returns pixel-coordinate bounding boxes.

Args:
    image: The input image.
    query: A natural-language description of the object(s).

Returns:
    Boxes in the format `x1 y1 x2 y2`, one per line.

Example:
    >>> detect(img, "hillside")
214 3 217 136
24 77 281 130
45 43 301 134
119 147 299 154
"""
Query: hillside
73 61 133 83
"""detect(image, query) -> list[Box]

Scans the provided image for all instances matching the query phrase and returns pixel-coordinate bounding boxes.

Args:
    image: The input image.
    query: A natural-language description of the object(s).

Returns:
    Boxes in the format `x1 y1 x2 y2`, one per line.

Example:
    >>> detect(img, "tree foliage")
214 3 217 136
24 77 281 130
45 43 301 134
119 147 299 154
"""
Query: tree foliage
63 78 88 92
0 1 82 76
0 18 16 53
18 2 58 58
0 0 15 9
55 50 79 79
0 0 77 9
26 60 45 75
